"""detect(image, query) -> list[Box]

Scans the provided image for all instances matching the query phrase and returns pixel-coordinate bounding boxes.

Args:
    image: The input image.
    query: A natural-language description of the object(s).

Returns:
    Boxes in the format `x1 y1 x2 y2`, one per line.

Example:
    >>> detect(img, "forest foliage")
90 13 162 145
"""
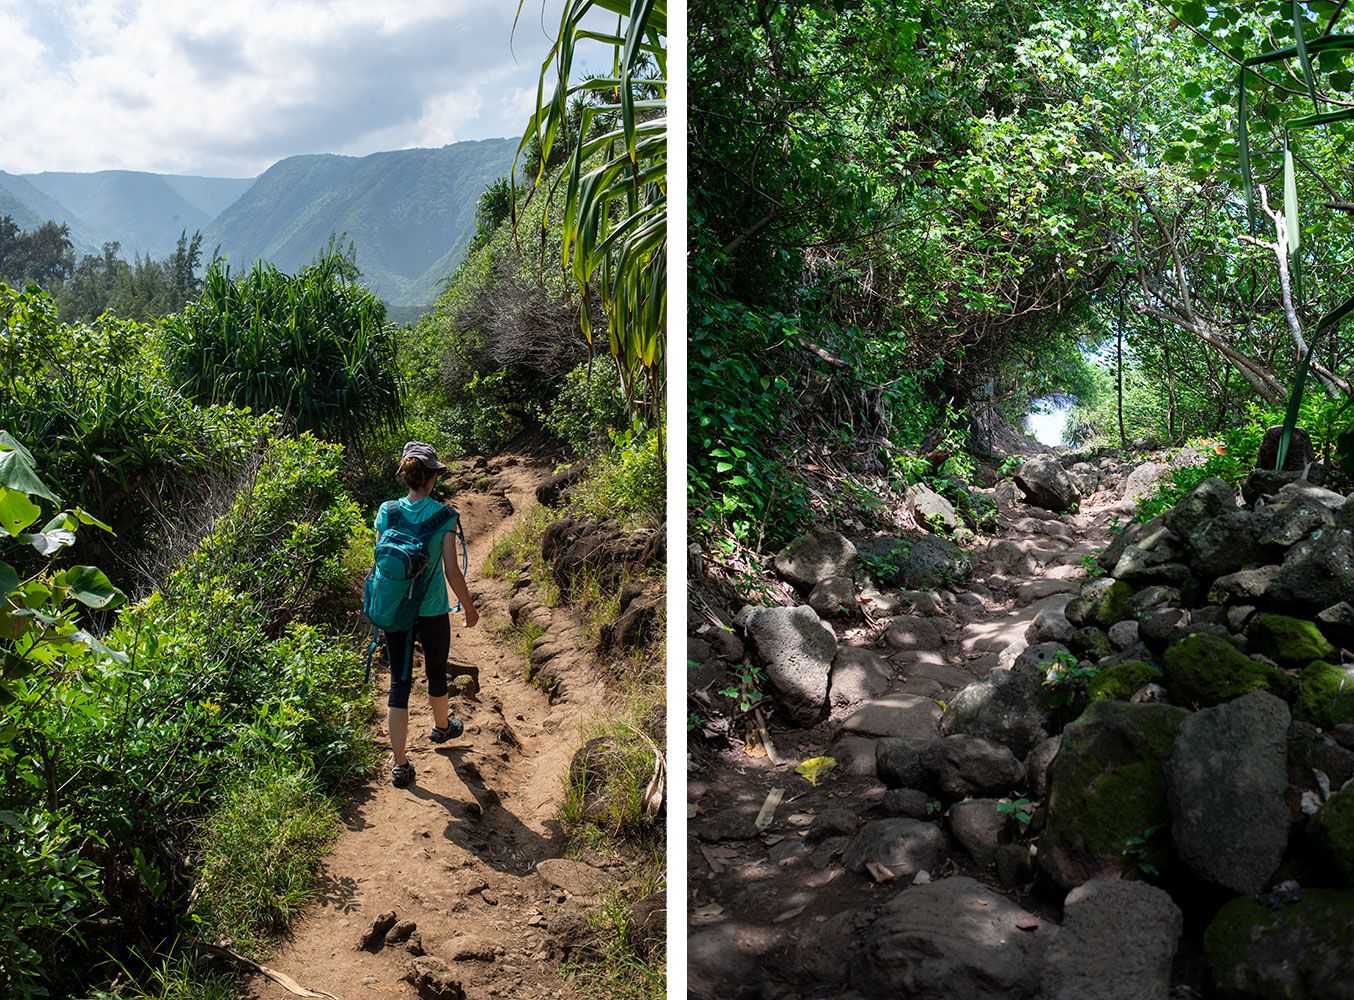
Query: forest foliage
689 0 1354 548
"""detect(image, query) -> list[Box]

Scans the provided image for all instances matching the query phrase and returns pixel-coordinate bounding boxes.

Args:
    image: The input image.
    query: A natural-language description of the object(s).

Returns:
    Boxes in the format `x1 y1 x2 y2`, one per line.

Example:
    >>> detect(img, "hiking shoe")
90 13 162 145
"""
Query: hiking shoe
430 719 464 744
392 761 415 788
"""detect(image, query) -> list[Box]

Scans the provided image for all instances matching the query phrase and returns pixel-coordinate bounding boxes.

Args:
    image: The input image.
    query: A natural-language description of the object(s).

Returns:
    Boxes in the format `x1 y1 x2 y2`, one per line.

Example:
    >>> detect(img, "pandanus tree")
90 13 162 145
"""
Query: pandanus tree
514 0 667 426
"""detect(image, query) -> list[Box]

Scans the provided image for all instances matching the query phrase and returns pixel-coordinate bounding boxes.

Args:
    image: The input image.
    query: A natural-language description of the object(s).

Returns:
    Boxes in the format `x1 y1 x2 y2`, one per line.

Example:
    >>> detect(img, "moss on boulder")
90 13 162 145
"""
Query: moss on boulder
1088 660 1164 703
1313 786 1354 886
1040 700 1188 889
1162 632 1297 708
1249 614 1337 667
1066 578 1134 629
1204 891 1354 999
1296 661 1354 729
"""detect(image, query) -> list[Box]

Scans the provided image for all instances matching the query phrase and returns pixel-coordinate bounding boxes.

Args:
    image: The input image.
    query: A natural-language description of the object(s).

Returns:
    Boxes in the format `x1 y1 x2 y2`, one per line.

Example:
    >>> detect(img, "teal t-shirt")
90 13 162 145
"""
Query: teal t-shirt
374 497 455 617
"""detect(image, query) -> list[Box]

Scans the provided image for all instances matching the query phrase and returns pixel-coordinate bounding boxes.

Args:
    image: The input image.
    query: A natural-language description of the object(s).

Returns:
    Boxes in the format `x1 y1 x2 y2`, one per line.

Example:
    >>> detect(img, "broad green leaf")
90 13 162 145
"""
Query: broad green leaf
70 630 129 665
58 566 126 610
0 487 43 538
1283 146 1301 252
20 530 76 556
0 431 60 506
0 562 17 595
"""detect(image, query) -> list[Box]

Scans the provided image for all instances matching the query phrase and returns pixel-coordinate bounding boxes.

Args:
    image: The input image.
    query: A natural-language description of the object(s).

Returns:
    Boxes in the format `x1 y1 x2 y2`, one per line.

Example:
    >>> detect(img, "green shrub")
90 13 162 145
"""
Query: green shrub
193 766 339 958
1134 425 1261 523
161 256 401 448
543 363 629 457
569 427 665 525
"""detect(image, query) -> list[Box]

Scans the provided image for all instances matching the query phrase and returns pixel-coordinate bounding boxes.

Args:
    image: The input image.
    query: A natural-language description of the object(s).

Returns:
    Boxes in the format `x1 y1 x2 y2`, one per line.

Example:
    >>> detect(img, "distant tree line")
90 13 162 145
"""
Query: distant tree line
0 215 206 322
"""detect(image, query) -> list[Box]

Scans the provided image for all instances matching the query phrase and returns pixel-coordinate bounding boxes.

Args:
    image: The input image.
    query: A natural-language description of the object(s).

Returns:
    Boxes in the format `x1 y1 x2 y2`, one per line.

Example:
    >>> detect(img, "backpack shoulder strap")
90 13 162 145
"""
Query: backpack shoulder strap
417 503 456 539
380 499 404 531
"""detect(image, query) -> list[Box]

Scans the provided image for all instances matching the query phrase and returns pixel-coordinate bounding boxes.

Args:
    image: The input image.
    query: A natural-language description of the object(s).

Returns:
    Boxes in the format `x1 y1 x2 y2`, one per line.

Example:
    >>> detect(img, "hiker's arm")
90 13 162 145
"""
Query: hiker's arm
442 531 478 627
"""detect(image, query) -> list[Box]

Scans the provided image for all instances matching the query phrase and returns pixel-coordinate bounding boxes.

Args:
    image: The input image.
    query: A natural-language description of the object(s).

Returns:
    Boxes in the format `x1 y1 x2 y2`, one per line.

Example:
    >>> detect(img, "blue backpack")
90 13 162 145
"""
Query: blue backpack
362 500 468 681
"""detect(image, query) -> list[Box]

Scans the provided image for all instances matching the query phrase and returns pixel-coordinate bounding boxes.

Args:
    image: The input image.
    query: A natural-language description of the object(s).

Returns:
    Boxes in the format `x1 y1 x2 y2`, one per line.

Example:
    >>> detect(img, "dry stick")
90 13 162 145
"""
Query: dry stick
195 942 341 1000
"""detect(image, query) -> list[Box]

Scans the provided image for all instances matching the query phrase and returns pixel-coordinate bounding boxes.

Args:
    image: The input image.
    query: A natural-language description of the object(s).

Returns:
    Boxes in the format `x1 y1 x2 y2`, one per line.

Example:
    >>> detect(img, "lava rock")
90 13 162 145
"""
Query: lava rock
1088 660 1163 703
1121 461 1169 502
1165 691 1290 894
1066 578 1133 629
829 645 893 710
1015 457 1081 513
808 575 857 618
947 798 1007 866
856 876 1049 999
921 735 1024 801
1248 613 1338 667
908 481 959 532
941 662 1053 759
1204 890 1354 1000
876 737 938 789
1025 735 1061 799
1187 509 1263 579
1162 632 1296 708
1269 527 1354 611
1042 879 1183 1000
1296 661 1354 729
773 527 857 587
1163 477 1237 538
841 818 945 876
880 787 932 819
402 956 466 1000
1311 785 1354 885
744 605 838 726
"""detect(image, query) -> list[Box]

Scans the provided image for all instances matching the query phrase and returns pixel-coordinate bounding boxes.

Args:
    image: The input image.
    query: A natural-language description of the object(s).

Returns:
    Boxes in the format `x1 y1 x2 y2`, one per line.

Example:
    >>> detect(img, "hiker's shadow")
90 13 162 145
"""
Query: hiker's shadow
409 747 565 876
340 783 379 832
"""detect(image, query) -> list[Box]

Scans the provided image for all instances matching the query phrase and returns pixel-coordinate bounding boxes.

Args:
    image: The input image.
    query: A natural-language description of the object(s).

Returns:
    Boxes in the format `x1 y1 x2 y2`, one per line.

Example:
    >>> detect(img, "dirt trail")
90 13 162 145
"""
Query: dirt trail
688 475 1130 997
242 452 607 1000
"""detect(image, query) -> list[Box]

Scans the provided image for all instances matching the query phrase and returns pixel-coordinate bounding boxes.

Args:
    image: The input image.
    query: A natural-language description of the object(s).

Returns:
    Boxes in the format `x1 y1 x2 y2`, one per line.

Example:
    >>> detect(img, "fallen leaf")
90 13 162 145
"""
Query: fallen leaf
754 787 785 830
865 862 897 883
795 756 839 787
773 905 806 923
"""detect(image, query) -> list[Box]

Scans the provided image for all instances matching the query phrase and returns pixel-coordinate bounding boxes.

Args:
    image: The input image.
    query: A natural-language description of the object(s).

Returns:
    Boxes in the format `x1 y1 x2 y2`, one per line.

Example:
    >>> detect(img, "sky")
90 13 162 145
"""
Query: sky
0 0 579 178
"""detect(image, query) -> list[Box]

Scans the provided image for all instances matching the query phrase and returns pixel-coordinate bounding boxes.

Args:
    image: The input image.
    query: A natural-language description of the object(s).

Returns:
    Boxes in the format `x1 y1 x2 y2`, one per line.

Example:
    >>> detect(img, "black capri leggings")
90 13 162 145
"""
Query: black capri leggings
384 614 450 709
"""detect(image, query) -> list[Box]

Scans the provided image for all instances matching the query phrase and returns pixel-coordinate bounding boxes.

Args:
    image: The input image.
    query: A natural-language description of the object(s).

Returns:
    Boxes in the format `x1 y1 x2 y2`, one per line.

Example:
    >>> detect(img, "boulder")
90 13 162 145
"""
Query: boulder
841 693 942 739
941 662 1053 759
1125 585 1181 621
1066 578 1133 628
1121 461 1169 502
1269 527 1354 611
808 575 857 618
1204 891 1354 1000
535 461 588 506
1161 632 1296 708
1041 879 1183 1000
947 798 1007 866
920 735 1024 801
996 843 1036 888
744 605 838 726
1258 496 1333 549
1107 619 1140 651
1162 477 1237 538
1208 565 1279 605
1256 424 1317 474
856 533 972 590
1248 613 1337 667
688 924 772 1000
877 737 937 789
1312 785 1354 885
908 482 959 533
829 646 893 710
1088 660 1163 703
882 614 946 651
881 787 931 818
1069 626 1113 661
1025 735 1061 799
1296 661 1354 729
1111 523 1189 585
841 818 944 876
1317 602 1354 648
1164 691 1290 894
773 527 857 587
1016 457 1080 513
856 876 1049 999
1027 599 1075 644
1040 700 1188 889
1187 509 1263 579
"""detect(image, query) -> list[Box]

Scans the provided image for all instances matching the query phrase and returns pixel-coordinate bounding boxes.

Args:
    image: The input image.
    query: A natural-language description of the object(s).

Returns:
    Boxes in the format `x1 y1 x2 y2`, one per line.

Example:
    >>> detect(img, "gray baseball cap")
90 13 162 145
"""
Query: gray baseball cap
402 441 448 471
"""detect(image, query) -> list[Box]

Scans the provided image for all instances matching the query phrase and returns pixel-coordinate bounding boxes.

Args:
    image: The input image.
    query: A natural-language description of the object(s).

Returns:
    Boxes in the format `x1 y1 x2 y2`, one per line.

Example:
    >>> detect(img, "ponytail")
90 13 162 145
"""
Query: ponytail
396 457 435 491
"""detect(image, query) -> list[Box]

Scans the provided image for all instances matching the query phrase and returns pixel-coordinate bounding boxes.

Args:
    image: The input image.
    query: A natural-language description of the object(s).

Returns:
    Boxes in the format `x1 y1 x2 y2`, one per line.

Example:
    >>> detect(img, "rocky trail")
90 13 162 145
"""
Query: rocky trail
240 452 620 1000
688 440 1354 1000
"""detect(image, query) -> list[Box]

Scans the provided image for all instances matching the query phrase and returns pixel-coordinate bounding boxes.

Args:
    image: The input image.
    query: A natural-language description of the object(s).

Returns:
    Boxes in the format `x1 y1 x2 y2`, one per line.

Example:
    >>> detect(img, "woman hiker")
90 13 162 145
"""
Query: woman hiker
375 441 479 788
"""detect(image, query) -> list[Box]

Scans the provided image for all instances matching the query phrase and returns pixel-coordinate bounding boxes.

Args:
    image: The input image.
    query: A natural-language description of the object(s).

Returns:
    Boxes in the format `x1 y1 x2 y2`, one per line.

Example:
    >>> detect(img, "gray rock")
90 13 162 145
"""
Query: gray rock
1016 457 1080 513
881 787 931 818
841 818 944 876
1108 619 1140 651
1025 735 1061 799
921 735 1024 801
790 909 867 993
856 534 972 591
808 575 857 618
1163 477 1237 538
1139 607 1187 651
876 737 937 788
1125 585 1180 621
941 664 1053 759
883 614 946 651
1041 879 1182 1000
1027 599 1075 644
704 626 745 662
857 876 1049 999
908 482 959 532
829 645 892 709
996 843 1035 888
1122 461 1170 501
1066 577 1132 628
1257 424 1317 474
1165 691 1290 894
842 693 943 739
1204 889 1354 1000
745 605 838 726
1269 528 1354 611
1187 509 1263 579
1112 523 1189 584
688 924 772 1000
1271 479 1345 511
1258 496 1334 549
1317 601 1354 647
831 733 881 776
947 798 1007 866
773 527 857 587
1289 720 1354 799
1208 565 1280 605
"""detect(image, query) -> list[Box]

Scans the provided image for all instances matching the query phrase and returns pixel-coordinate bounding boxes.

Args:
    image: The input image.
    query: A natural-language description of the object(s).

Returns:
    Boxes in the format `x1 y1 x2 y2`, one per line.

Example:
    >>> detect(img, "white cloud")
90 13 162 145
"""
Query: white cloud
0 0 574 176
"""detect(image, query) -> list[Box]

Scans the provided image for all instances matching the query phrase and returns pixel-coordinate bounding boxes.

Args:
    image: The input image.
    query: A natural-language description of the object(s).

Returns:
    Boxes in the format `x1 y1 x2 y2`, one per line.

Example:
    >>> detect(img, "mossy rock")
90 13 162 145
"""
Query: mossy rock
1313 786 1354 886
1067 578 1134 629
1088 660 1164 703
1069 626 1113 662
1296 661 1354 730
1040 700 1188 889
1204 891 1354 999
1162 633 1297 708
1249 614 1337 667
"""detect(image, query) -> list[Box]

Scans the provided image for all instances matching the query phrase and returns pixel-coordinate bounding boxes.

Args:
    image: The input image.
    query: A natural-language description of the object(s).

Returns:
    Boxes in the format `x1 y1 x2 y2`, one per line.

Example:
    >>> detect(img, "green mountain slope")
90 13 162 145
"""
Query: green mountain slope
0 171 105 256
204 138 516 306
23 171 223 258
160 175 255 219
